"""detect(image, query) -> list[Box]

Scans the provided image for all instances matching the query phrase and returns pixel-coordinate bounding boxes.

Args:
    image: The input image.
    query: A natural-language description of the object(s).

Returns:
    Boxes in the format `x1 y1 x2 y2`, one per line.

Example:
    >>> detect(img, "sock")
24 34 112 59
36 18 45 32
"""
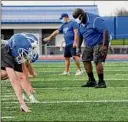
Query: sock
87 72 95 81
98 73 104 82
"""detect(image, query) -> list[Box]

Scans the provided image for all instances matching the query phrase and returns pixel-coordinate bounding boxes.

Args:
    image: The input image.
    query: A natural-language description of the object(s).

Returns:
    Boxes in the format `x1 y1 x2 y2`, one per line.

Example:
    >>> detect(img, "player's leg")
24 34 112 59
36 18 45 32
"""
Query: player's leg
5 67 31 112
22 63 35 93
94 44 107 88
73 56 82 71
65 57 70 73
15 63 39 103
0 69 8 80
16 71 39 103
61 45 71 75
26 62 37 78
61 57 70 75
71 46 83 75
81 46 96 87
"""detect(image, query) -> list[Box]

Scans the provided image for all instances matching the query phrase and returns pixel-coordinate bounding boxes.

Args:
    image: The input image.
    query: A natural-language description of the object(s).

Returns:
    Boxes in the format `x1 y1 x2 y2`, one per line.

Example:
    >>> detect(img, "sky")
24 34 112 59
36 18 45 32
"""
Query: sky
2 1 128 16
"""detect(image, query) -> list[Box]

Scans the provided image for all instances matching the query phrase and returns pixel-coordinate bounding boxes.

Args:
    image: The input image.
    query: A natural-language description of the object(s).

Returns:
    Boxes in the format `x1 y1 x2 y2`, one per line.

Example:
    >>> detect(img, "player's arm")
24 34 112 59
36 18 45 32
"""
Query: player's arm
94 17 109 56
73 28 79 48
5 67 31 112
94 17 109 46
103 29 109 46
43 30 59 42
77 34 83 53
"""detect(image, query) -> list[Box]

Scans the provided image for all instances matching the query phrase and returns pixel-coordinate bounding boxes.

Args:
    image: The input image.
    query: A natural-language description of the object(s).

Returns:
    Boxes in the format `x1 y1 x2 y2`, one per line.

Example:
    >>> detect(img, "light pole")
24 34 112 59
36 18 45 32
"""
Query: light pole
94 1 96 5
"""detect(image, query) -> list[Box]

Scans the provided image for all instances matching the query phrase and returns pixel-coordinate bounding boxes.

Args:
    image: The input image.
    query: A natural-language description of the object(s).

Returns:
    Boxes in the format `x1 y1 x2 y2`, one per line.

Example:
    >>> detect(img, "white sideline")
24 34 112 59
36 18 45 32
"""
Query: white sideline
3 100 128 104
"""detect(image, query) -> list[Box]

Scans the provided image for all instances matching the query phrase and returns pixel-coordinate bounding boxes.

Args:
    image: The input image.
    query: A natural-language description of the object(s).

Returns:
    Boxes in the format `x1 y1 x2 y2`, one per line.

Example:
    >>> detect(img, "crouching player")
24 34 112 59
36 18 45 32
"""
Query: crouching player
1 33 39 112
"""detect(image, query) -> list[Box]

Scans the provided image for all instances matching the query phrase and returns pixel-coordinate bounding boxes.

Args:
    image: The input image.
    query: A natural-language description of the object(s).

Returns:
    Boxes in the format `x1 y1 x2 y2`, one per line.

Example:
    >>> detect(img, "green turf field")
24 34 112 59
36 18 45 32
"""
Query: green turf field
111 39 128 45
1 61 128 121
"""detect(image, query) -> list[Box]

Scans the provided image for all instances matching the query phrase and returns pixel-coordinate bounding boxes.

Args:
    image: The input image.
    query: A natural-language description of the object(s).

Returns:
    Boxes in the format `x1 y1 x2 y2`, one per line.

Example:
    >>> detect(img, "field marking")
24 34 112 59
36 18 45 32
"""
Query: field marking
2 106 17 109
34 86 128 90
1 116 14 119
2 100 128 104
32 78 128 83
1 87 128 94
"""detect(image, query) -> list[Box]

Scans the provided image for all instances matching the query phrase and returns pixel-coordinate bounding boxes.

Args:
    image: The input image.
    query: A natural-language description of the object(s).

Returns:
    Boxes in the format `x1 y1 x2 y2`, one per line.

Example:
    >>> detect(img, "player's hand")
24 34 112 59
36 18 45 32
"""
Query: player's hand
20 104 31 113
100 45 108 57
43 37 51 42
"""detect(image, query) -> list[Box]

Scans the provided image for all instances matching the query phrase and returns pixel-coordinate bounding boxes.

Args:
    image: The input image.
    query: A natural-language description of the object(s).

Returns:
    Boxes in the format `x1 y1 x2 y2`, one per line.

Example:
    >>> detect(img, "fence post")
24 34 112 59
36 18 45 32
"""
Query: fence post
114 16 116 39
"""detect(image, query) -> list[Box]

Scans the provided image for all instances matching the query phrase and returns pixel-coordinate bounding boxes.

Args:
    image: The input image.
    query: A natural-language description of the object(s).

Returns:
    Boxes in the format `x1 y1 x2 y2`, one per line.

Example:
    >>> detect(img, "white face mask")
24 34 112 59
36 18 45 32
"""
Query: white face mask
61 19 66 24
75 18 81 24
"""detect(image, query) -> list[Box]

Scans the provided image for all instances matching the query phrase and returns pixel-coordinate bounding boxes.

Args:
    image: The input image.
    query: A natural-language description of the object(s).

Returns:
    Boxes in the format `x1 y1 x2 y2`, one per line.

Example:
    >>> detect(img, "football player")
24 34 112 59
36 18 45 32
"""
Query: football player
1 33 39 112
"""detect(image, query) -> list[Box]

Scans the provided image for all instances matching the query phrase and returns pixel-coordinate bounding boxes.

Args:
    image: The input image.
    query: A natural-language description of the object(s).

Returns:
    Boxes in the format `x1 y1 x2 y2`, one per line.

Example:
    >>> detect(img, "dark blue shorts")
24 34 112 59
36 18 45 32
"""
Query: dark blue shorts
64 44 76 58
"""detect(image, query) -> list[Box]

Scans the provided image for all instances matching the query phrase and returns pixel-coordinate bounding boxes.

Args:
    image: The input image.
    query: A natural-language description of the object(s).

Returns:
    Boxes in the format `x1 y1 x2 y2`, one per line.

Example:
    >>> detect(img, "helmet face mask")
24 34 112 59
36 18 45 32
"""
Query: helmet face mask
30 46 39 63
15 48 33 64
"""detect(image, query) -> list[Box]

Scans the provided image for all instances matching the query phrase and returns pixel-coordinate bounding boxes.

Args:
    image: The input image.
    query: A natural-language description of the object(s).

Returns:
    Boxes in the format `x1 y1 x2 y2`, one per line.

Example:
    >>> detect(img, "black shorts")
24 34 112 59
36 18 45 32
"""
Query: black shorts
1 45 22 72
82 44 108 62
64 44 76 58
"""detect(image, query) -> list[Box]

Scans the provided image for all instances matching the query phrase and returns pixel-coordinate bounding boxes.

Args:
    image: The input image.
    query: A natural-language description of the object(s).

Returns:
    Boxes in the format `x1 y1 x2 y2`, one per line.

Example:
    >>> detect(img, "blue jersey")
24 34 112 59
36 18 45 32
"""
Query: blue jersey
79 13 108 47
58 20 78 45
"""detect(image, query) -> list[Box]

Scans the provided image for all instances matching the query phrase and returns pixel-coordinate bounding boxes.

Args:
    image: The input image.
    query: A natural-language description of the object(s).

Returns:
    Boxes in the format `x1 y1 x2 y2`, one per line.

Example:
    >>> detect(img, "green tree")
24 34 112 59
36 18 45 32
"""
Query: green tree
115 8 128 16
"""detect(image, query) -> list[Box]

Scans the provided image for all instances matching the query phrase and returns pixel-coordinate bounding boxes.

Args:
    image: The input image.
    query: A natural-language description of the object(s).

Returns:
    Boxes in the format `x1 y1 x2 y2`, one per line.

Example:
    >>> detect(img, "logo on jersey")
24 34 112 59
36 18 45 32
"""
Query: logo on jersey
63 27 69 34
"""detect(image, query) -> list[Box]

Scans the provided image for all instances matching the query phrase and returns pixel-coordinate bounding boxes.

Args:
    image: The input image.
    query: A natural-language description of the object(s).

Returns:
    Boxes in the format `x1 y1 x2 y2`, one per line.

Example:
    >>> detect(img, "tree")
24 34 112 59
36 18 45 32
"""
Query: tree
115 8 128 16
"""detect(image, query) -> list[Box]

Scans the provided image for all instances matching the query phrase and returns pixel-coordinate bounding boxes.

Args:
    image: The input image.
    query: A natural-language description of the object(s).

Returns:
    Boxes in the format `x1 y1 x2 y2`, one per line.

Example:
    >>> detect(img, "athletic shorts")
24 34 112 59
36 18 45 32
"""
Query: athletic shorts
82 44 108 62
64 44 76 58
1 45 22 72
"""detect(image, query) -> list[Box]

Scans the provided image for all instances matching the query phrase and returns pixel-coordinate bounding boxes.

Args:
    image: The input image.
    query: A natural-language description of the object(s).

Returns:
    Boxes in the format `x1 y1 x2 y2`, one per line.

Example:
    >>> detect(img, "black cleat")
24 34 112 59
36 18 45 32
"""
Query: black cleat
95 81 107 88
81 80 97 87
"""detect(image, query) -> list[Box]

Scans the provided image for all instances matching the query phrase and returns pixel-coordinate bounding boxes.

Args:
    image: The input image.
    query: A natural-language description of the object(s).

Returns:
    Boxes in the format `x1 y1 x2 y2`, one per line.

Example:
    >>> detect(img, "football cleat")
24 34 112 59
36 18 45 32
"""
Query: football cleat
60 71 70 75
29 95 39 103
75 70 83 76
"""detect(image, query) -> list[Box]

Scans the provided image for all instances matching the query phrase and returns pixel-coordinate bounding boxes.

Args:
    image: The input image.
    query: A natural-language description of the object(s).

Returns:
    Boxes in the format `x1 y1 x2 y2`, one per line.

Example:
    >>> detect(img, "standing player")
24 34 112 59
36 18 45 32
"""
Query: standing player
43 13 83 75
1 33 39 112
72 8 109 88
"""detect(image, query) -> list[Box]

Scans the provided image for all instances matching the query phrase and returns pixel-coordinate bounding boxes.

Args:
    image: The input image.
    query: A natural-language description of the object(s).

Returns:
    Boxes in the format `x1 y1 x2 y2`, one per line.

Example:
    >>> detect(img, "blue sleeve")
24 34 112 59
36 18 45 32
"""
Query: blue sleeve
77 24 82 37
58 25 63 33
72 21 78 30
93 17 107 33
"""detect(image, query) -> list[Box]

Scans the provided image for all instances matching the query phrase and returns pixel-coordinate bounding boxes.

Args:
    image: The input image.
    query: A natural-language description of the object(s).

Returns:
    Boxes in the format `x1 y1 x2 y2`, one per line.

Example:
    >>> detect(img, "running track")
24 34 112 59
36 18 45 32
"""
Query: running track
38 54 128 62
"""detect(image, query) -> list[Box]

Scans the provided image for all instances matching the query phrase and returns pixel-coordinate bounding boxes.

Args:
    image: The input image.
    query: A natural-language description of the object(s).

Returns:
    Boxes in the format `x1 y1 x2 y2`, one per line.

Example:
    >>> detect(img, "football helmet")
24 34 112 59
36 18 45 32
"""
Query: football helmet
22 33 39 63
8 34 33 64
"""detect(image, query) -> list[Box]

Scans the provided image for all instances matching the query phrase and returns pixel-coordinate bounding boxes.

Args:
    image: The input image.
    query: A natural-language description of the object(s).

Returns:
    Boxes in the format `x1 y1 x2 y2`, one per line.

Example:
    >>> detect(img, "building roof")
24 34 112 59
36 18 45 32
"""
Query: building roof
2 5 99 24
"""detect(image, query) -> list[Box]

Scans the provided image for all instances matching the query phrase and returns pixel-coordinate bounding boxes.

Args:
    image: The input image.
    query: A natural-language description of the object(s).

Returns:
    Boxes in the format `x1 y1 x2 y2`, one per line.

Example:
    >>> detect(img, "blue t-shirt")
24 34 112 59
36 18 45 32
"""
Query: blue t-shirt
79 13 108 47
58 20 78 46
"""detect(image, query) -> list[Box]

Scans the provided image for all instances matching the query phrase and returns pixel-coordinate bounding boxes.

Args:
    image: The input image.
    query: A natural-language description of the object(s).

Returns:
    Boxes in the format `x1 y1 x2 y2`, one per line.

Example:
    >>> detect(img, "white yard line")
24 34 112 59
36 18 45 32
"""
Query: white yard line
1 86 128 92
34 86 128 90
1 116 14 119
2 106 17 109
2 100 128 104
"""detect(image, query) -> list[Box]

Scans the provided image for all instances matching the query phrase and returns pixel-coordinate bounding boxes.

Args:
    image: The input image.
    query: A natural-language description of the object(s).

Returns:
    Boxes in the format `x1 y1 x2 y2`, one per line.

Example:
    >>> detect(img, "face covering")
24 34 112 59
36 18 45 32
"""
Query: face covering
61 19 66 24
75 14 87 24
75 18 81 24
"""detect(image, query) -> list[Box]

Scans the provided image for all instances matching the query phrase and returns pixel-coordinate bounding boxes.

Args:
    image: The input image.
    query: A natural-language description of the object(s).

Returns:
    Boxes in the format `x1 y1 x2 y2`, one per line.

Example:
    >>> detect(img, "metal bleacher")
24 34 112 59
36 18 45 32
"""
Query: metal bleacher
2 5 99 24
